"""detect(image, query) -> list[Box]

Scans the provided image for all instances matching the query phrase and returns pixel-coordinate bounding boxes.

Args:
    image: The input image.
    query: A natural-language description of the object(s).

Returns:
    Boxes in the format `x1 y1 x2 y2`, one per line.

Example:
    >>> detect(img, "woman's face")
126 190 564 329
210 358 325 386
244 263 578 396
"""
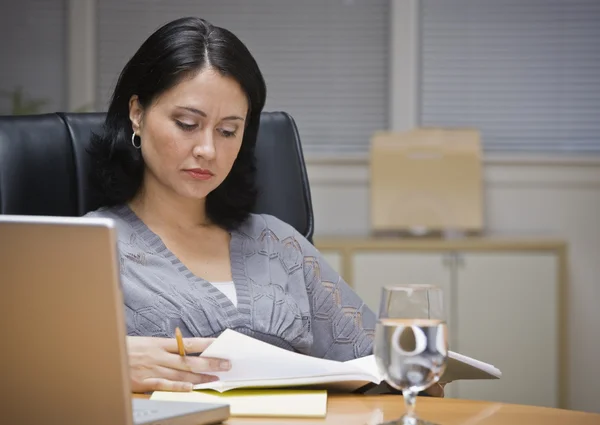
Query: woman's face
129 68 249 202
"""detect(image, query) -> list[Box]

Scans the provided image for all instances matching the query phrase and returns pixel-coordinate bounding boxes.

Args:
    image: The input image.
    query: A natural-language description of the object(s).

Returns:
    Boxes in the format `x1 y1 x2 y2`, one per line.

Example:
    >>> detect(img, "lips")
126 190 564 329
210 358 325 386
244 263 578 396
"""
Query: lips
183 168 214 180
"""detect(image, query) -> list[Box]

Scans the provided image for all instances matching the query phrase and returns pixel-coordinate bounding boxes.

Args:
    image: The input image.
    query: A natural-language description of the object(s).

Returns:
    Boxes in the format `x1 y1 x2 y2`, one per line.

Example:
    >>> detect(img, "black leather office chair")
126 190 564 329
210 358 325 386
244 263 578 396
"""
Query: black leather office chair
0 111 314 242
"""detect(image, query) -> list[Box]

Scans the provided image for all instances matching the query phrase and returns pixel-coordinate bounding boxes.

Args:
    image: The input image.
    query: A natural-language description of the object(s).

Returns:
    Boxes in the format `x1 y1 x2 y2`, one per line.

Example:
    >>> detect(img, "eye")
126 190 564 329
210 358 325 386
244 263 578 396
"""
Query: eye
175 120 197 131
219 128 237 138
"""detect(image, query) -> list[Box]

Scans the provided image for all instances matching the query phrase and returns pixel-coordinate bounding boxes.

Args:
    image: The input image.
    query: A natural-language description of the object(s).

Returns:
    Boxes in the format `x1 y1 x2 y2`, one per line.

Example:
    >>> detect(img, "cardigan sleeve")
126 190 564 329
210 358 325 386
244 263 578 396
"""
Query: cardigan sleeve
296 232 377 361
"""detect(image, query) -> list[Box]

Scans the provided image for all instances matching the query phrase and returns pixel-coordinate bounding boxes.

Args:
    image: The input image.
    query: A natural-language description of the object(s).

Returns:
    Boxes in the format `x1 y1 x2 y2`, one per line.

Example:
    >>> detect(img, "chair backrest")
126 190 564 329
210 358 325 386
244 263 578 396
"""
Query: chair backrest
0 111 314 242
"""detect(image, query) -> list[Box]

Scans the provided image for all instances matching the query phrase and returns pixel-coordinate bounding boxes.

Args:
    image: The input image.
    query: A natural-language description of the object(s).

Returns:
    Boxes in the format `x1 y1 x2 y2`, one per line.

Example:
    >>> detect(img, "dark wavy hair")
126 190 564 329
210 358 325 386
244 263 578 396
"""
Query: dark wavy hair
88 17 267 229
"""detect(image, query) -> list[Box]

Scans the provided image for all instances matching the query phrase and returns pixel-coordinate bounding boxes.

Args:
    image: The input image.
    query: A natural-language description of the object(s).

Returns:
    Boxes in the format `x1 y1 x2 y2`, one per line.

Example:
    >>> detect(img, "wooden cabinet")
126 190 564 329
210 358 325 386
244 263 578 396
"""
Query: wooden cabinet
316 237 566 408
353 252 455 343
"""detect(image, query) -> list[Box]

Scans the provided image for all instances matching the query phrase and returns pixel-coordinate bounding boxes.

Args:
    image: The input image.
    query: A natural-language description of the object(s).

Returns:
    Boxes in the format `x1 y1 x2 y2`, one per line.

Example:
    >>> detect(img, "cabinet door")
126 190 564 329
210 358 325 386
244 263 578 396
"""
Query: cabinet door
353 251 458 397
353 251 452 314
453 252 559 408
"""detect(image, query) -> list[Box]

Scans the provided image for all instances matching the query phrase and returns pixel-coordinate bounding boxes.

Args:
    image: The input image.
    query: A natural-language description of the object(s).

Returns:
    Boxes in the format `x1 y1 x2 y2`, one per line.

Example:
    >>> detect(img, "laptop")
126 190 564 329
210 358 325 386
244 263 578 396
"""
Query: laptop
0 215 230 425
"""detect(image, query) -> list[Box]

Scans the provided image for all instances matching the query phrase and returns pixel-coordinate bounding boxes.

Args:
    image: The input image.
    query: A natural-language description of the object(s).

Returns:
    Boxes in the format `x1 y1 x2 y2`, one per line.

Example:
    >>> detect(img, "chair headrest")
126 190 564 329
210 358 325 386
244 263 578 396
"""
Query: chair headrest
0 111 314 242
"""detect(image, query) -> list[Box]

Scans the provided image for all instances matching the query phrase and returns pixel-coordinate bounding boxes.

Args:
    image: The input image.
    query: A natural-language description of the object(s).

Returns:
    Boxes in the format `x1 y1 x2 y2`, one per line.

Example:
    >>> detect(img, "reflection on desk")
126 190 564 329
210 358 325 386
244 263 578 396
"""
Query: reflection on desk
133 393 600 425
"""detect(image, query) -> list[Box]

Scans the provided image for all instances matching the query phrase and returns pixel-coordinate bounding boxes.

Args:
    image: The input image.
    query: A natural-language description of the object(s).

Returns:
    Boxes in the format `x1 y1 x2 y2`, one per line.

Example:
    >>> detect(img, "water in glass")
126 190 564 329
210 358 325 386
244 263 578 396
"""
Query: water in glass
374 285 448 425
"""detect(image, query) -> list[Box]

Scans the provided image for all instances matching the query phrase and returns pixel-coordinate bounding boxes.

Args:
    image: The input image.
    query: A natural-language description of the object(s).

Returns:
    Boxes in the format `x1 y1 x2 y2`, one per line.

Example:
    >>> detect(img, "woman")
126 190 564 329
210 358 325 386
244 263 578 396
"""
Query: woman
86 16 444 397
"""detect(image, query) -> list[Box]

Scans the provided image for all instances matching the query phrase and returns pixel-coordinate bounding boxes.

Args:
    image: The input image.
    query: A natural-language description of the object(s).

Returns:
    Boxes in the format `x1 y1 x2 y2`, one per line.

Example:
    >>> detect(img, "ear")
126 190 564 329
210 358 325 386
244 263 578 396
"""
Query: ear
129 95 143 132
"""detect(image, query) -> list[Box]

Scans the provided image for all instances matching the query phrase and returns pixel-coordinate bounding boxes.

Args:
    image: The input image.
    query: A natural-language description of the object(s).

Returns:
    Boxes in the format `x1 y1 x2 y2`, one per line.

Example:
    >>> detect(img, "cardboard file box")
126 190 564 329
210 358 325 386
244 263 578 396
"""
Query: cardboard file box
370 128 484 234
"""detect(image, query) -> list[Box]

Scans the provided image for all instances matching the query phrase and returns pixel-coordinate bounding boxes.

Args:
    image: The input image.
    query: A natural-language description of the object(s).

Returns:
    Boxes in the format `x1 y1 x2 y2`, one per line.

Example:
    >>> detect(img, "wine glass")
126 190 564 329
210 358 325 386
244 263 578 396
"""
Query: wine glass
374 284 448 425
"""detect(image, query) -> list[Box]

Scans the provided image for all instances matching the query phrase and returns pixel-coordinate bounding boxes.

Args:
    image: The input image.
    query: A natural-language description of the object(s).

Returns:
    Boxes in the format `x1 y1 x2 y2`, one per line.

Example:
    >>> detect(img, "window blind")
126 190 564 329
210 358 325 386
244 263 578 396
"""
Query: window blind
96 0 389 155
419 0 600 154
0 0 66 114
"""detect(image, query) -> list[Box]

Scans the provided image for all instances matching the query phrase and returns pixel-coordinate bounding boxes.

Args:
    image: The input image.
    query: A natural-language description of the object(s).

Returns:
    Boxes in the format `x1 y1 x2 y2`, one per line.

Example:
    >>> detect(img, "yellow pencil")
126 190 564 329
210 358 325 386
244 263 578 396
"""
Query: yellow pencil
175 326 186 357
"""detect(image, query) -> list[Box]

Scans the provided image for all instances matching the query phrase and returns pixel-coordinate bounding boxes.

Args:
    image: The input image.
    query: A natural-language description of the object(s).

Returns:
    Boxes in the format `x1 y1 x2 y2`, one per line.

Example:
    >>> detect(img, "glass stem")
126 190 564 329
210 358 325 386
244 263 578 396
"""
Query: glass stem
402 389 417 425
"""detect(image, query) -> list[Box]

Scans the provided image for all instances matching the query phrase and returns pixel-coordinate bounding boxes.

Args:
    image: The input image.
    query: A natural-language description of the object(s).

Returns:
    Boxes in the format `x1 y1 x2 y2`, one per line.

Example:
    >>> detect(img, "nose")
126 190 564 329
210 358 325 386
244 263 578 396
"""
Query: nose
192 130 216 161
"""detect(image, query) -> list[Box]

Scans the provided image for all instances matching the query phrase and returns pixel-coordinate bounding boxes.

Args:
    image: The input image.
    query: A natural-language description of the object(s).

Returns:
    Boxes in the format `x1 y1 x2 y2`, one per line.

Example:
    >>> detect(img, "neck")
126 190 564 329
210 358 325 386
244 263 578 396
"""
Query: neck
129 176 211 231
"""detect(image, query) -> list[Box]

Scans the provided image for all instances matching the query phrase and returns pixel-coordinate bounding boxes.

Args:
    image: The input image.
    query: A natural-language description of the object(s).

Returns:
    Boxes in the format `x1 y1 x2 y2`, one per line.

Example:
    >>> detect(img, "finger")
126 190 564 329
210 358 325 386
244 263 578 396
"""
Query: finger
158 352 231 374
161 337 216 355
155 365 220 385
140 378 194 393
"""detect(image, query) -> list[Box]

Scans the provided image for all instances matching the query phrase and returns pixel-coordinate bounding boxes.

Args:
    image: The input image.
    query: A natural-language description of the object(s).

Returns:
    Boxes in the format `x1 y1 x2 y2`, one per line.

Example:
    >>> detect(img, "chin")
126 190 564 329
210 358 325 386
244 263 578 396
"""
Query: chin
177 185 215 200
166 176 221 201
180 191 212 201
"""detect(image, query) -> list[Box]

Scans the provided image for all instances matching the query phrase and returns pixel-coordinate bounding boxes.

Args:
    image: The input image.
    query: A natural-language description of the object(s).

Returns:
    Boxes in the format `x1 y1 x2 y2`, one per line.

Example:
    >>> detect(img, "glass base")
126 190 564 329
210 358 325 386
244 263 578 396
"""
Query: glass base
379 415 439 425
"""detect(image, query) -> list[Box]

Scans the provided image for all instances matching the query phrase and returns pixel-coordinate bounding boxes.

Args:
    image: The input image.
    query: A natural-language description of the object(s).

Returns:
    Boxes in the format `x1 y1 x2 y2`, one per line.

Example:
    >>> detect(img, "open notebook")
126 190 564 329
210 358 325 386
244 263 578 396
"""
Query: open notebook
192 329 501 393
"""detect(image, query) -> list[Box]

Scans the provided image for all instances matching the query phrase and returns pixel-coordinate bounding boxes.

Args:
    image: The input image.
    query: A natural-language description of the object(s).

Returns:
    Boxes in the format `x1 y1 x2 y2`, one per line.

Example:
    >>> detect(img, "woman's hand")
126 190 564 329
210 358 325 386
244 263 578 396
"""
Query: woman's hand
126 335 231 393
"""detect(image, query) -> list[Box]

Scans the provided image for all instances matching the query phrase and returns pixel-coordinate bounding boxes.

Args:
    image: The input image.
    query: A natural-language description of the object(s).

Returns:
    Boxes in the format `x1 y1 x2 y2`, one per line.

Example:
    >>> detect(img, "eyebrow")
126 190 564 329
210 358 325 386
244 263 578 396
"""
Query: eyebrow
175 106 245 122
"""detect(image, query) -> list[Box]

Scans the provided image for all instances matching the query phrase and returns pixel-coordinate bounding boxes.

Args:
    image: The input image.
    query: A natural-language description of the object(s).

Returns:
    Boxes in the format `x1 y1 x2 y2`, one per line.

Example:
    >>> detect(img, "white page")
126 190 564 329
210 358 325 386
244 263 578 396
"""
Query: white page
345 351 501 383
194 329 501 391
344 354 380 375
194 374 379 392
198 329 376 382
442 351 502 382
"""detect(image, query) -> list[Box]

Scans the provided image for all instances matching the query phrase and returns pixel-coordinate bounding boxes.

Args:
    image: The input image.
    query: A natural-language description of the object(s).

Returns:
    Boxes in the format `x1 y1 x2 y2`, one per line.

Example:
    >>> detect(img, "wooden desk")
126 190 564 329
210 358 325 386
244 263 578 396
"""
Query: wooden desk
136 393 600 424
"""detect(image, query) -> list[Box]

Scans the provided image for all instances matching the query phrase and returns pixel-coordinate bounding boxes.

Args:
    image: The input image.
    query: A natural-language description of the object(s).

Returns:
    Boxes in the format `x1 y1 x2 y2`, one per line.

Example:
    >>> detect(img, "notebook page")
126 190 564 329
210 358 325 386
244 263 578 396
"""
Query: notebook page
197 329 377 383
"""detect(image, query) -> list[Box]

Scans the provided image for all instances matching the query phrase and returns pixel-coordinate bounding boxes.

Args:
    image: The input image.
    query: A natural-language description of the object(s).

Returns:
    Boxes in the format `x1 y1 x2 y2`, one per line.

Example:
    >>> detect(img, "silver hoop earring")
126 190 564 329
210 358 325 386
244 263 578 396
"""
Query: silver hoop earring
131 132 141 149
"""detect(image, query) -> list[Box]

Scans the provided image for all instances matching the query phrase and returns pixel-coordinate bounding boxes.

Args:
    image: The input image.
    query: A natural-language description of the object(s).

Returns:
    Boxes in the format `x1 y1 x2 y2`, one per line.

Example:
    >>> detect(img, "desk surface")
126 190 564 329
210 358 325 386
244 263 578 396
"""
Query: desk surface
137 394 600 425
